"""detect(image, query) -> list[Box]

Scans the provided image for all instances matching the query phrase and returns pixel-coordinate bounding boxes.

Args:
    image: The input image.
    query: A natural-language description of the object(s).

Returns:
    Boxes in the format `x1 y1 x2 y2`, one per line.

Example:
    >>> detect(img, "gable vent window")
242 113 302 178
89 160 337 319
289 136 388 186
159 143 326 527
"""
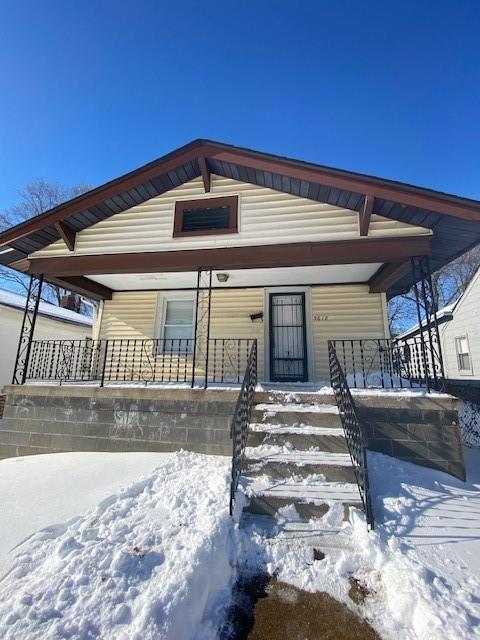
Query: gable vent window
174 196 238 237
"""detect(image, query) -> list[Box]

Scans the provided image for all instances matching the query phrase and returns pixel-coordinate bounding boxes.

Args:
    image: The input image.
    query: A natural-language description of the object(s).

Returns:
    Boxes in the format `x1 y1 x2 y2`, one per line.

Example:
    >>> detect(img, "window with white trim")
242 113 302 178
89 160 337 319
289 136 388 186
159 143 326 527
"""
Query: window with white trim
455 335 472 372
160 298 195 354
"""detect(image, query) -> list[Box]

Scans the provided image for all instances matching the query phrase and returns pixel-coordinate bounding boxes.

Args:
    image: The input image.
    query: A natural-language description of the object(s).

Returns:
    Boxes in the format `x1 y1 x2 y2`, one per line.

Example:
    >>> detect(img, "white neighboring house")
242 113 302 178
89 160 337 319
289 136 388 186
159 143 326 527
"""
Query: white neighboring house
0 289 92 391
398 267 480 386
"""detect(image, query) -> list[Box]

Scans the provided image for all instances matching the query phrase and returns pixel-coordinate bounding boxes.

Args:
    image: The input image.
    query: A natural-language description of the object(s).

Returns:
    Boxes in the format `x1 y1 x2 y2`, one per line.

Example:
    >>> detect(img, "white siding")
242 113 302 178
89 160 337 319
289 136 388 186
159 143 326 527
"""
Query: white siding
32 175 430 258
0 306 91 391
210 289 265 381
310 285 388 382
441 271 480 381
100 292 157 339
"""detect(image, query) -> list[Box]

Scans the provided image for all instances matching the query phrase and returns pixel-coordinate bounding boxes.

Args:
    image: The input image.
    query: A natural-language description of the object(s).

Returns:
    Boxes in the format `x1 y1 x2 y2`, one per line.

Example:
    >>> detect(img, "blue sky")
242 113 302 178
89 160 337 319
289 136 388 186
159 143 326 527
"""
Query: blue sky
1 0 479 211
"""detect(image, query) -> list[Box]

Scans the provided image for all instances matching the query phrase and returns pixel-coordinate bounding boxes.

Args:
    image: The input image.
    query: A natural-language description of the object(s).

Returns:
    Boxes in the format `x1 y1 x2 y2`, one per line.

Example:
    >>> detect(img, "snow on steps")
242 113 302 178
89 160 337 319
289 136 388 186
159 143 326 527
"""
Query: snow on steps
242 475 361 520
247 424 349 452
243 448 356 483
240 388 359 536
252 402 342 428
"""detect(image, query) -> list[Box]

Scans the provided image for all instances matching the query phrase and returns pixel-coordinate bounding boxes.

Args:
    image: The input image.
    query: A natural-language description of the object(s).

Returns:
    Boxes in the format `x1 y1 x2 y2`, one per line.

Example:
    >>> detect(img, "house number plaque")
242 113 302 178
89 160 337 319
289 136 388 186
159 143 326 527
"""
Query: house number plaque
313 315 328 321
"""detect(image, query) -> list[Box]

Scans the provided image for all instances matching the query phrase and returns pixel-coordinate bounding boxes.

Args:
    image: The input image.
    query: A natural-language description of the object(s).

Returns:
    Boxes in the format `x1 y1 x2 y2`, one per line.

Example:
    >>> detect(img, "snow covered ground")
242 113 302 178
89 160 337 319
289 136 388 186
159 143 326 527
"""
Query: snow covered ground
0 451 235 640
0 452 174 576
0 448 478 639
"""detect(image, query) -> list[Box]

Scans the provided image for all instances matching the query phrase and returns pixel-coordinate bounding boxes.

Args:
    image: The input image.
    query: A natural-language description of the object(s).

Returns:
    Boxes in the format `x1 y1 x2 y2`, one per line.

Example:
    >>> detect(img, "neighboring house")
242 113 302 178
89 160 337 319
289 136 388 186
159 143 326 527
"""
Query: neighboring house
0 289 92 391
0 140 478 512
397 266 480 392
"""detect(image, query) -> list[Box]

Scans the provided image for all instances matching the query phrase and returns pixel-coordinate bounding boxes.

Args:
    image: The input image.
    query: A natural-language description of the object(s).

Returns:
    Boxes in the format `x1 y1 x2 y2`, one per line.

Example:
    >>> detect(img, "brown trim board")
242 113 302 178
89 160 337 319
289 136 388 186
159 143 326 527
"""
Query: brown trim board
369 261 412 293
27 236 431 277
54 221 76 251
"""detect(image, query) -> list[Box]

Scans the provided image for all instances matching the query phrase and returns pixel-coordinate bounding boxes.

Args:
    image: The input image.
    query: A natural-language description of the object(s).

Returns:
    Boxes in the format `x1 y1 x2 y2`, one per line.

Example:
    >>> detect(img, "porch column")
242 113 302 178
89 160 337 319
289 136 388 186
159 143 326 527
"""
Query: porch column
191 268 213 388
410 256 445 391
12 274 44 384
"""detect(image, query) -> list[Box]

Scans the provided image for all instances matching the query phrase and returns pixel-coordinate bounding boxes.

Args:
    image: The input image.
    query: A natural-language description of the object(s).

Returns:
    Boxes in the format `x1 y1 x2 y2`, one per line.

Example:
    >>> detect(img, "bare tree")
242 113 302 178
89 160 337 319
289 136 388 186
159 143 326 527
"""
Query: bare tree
0 179 92 309
388 245 480 335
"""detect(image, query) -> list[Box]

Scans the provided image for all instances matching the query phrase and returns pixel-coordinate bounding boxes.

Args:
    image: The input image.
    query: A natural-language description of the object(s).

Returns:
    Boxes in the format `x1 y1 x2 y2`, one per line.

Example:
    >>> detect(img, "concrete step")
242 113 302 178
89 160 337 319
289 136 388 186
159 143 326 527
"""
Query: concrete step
252 403 342 428
239 513 355 549
247 426 349 453
254 390 336 406
243 478 361 519
243 450 356 483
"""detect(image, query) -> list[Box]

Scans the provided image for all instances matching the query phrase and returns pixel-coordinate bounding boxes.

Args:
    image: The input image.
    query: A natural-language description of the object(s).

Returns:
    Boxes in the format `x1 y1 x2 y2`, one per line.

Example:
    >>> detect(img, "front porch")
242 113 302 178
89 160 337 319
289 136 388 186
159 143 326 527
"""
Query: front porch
11 257 445 393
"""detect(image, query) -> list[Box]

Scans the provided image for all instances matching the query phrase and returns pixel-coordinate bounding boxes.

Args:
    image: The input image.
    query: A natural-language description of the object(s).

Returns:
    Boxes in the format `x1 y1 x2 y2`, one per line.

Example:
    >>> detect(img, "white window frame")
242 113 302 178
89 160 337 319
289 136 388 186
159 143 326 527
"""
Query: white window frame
155 293 196 355
455 334 473 374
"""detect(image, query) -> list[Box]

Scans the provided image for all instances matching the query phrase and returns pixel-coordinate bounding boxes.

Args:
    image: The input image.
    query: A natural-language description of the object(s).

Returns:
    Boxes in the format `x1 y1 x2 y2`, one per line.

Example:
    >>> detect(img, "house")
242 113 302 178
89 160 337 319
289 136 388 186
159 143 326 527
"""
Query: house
397 266 480 400
0 139 478 524
0 288 92 391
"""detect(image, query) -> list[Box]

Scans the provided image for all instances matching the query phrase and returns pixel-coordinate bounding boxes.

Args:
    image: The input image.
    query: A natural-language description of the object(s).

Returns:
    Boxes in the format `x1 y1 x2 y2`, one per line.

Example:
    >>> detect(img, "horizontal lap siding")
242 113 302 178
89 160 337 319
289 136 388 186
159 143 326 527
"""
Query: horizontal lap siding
441 273 480 380
210 289 265 381
100 292 157 339
310 285 387 382
32 176 430 257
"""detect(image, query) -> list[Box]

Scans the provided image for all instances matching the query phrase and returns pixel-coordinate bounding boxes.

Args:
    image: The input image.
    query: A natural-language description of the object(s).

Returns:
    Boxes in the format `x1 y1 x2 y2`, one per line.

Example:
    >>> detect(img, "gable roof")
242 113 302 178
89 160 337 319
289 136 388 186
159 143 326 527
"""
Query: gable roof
0 288 92 327
0 139 479 297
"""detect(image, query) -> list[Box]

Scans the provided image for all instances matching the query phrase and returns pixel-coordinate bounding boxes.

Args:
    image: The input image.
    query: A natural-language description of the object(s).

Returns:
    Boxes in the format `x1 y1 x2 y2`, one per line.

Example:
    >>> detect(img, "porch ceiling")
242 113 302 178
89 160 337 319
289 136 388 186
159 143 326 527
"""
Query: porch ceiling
87 263 383 291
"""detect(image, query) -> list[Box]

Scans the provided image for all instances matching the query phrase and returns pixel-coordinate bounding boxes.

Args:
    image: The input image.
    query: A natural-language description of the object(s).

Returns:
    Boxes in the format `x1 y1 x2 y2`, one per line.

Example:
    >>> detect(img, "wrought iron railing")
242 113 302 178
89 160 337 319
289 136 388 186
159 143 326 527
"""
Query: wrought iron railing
328 337 443 391
328 341 374 529
24 337 256 386
229 340 257 516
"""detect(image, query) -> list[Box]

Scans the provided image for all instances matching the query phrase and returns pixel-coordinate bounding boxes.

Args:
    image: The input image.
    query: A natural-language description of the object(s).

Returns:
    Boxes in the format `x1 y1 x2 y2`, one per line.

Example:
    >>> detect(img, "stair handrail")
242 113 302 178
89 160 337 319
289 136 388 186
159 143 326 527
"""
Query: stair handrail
328 341 374 529
229 340 257 516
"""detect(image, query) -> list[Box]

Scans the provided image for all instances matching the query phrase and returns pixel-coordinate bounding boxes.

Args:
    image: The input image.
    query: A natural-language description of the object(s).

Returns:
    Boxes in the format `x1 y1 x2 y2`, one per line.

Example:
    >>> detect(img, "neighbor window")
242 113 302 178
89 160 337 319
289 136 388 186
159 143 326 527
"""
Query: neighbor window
161 298 195 354
173 196 238 237
455 336 472 372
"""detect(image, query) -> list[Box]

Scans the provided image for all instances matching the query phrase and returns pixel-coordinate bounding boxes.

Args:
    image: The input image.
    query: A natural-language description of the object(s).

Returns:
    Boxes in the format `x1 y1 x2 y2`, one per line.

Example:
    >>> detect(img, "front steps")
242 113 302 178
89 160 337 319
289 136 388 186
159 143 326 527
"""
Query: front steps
239 391 361 542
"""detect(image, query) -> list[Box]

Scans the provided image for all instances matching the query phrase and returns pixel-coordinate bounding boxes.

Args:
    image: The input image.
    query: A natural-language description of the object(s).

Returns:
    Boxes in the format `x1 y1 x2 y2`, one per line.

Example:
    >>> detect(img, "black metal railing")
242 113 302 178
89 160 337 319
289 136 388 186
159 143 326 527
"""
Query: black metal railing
328 337 443 391
328 342 374 529
25 337 256 387
229 340 257 516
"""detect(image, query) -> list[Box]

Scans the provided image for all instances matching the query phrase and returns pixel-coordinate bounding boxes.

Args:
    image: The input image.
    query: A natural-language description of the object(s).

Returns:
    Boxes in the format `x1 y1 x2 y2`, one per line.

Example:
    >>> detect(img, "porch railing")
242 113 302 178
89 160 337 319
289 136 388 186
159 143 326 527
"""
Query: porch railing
229 340 257 515
24 337 256 386
328 341 374 529
328 337 442 391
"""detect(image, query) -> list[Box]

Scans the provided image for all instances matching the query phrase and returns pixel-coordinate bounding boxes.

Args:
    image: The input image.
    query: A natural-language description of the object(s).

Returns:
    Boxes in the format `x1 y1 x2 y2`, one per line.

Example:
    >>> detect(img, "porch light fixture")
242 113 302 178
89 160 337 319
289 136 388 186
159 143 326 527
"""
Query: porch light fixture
216 273 229 283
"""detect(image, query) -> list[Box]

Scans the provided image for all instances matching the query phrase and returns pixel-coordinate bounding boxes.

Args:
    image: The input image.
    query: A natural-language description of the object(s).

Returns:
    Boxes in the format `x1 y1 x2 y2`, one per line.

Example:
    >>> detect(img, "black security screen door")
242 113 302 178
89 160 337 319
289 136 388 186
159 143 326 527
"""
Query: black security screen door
269 293 308 382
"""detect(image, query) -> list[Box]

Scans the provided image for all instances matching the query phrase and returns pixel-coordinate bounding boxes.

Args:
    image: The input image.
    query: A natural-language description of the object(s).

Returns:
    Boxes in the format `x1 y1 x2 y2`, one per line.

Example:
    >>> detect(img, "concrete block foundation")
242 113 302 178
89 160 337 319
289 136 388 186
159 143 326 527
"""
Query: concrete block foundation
354 393 465 480
0 385 239 459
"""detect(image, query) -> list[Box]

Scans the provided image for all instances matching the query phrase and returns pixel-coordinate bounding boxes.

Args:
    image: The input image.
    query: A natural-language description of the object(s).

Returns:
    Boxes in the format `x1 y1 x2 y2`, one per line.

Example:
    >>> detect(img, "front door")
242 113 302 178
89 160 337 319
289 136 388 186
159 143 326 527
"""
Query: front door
269 293 308 382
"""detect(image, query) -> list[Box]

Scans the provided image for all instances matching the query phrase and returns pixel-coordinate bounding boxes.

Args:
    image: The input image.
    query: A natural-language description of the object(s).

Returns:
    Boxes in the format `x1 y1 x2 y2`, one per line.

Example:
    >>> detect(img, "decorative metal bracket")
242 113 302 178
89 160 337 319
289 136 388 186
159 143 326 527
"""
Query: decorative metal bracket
410 256 445 391
12 274 44 384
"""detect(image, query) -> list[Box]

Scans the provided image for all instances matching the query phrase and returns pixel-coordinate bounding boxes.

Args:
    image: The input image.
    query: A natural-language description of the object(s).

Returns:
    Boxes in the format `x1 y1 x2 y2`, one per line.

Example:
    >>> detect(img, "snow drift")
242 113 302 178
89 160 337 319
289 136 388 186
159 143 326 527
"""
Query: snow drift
0 451 235 640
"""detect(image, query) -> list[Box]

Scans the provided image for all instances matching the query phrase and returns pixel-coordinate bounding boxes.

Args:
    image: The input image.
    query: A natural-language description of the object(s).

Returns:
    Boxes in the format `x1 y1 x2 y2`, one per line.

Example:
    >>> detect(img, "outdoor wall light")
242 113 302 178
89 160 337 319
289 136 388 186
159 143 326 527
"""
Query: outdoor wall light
216 273 229 283
250 312 263 322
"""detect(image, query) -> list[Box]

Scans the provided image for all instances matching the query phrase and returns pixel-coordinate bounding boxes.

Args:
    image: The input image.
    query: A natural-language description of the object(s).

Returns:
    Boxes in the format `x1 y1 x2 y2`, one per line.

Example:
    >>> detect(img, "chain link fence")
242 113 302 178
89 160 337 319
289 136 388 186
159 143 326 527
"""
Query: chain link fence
459 400 480 448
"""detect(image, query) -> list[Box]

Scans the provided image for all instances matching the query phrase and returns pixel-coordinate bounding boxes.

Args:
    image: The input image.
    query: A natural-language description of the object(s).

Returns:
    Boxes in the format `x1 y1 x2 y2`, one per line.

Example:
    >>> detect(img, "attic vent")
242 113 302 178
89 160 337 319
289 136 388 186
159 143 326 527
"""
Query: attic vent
174 196 238 237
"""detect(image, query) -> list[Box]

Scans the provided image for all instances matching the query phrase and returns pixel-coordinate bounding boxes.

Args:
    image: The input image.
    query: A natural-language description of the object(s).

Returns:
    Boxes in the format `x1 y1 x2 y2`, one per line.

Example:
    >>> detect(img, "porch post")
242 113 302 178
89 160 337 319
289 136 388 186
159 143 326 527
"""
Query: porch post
12 274 44 384
410 256 445 391
204 268 213 389
191 268 201 388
